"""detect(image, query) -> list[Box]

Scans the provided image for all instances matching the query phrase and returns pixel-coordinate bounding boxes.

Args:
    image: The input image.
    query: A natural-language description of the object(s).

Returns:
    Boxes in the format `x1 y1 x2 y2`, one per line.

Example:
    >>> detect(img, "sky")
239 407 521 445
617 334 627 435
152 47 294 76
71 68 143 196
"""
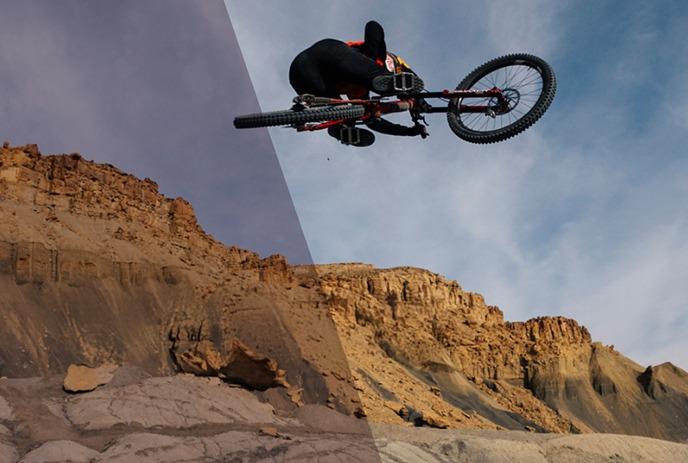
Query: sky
226 1 688 369
0 0 312 263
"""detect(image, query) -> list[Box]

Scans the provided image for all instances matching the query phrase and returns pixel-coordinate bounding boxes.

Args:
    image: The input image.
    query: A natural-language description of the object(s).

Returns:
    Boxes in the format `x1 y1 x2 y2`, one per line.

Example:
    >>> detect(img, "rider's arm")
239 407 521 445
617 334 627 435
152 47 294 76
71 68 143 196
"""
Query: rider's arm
356 86 425 137
365 118 425 137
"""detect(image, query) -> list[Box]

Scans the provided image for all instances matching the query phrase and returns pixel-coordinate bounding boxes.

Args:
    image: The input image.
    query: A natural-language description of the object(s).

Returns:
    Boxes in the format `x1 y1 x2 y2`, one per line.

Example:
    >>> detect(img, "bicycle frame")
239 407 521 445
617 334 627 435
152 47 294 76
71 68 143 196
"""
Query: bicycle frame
296 88 508 132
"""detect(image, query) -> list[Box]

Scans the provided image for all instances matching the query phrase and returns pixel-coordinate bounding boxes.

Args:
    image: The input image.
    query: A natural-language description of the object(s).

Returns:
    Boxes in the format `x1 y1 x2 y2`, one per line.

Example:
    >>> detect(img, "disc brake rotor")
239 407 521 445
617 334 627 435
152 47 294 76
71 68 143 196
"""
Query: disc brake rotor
489 88 521 114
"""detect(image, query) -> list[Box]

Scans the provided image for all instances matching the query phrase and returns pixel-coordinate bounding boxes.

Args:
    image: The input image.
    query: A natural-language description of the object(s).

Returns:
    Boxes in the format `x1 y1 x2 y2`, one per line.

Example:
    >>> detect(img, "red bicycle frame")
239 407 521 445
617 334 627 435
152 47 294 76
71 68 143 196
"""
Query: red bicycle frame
297 87 508 132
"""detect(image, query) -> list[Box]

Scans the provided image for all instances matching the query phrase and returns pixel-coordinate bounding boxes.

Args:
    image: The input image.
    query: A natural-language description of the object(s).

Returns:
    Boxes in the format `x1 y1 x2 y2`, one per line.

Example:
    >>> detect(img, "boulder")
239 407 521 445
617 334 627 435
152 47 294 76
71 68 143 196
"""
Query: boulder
0 441 17 463
63 364 117 393
0 397 12 421
19 440 98 463
173 339 290 391
64 375 285 431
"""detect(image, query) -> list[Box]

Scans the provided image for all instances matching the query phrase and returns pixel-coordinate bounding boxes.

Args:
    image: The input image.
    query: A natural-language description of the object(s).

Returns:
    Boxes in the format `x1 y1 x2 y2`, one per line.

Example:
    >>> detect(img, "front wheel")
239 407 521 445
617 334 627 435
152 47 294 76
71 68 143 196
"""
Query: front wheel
447 54 556 144
234 105 365 129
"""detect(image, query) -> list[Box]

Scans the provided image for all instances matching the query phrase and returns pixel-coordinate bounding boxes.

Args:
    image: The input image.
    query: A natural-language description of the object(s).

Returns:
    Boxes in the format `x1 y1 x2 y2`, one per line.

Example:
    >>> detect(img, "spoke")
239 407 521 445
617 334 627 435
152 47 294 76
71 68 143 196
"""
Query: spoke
512 67 536 88
472 113 485 127
509 65 528 82
511 106 526 116
464 113 481 127
489 69 496 88
514 75 542 89
502 66 510 89
517 80 542 90
462 62 546 133
478 116 491 131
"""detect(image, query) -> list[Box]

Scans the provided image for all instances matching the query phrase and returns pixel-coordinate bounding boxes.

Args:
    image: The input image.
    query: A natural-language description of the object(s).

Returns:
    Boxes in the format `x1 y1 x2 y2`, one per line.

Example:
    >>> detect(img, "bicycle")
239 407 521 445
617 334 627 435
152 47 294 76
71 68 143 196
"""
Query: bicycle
234 53 556 145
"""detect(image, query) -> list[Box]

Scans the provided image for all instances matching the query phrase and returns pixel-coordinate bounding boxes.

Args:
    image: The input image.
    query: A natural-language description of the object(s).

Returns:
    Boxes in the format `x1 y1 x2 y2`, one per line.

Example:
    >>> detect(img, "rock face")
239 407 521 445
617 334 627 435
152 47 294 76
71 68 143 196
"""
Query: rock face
319 264 688 441
0 143 345 411
2 143 688 448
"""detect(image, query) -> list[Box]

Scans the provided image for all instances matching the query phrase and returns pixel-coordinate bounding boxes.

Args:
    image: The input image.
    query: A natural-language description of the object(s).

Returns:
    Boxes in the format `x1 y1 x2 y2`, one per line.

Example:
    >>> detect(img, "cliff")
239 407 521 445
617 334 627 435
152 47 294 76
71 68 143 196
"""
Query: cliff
1 143 687 443
319 265 688 440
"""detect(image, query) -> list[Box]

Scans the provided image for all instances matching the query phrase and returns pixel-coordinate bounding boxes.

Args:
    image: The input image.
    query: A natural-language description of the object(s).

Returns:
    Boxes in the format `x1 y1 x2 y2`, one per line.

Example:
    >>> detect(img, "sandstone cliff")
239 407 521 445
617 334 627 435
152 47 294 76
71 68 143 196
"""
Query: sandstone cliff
0 143 352 410
318 265 688 440
1 143 687 443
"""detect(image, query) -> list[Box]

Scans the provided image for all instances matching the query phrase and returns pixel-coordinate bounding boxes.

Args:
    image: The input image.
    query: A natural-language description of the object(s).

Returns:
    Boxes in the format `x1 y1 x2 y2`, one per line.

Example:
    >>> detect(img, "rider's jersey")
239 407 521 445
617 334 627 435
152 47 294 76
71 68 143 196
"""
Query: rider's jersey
339 23 423 137
346 41 412 74
342 41 415 99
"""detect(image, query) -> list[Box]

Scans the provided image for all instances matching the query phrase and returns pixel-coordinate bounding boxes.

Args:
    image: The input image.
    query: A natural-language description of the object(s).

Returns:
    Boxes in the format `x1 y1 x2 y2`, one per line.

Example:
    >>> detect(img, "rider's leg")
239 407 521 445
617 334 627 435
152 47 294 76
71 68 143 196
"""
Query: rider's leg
307 39 387 90
307 39 421 94
289 51 333 97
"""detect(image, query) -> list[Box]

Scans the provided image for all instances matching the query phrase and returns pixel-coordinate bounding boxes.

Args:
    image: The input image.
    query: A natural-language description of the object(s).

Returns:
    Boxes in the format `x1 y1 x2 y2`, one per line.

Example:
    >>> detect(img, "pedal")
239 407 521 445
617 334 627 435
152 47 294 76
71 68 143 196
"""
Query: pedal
293 94 315 107
339 126 361 145
393 72 416 92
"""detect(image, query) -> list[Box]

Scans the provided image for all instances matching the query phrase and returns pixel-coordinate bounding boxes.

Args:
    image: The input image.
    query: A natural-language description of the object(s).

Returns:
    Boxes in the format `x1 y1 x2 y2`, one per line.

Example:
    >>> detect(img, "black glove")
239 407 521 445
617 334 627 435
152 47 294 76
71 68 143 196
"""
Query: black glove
406 123 428 138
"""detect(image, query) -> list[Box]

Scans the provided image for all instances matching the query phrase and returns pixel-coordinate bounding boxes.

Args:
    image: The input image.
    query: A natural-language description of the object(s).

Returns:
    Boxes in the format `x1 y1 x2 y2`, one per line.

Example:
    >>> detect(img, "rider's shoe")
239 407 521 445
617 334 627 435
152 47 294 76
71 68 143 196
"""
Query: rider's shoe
328 126 375 147
372 72 424 95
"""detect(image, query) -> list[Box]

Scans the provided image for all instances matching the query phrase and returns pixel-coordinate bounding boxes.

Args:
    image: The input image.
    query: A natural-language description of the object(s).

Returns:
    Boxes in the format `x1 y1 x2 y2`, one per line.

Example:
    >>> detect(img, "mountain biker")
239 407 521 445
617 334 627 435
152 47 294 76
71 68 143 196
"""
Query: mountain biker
289 21 427 147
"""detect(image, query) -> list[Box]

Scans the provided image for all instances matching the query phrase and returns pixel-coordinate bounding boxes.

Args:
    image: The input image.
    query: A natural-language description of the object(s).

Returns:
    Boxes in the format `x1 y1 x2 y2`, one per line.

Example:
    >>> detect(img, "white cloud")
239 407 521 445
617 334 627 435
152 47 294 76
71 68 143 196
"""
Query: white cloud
486 0 568 56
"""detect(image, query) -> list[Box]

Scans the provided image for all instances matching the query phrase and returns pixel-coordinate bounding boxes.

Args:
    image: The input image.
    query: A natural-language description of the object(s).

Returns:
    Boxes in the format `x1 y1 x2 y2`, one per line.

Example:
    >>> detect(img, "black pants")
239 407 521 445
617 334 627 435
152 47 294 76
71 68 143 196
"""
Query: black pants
289 39 388 97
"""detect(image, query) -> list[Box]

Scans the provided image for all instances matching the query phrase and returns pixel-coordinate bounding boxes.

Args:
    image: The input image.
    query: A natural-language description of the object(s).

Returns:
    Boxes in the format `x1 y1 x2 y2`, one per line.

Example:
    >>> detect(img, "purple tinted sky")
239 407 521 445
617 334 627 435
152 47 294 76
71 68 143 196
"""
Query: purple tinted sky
0 0 312 263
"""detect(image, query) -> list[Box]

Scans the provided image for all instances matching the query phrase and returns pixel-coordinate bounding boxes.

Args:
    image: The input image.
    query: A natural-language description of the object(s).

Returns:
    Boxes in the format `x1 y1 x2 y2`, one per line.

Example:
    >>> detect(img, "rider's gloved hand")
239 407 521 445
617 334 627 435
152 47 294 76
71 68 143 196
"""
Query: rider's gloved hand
406 123 428 139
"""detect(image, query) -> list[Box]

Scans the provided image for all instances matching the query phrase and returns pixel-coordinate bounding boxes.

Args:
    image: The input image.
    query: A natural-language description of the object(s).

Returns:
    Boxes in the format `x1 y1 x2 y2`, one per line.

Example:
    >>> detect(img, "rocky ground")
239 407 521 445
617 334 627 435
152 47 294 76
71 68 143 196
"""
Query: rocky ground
1 369 687 463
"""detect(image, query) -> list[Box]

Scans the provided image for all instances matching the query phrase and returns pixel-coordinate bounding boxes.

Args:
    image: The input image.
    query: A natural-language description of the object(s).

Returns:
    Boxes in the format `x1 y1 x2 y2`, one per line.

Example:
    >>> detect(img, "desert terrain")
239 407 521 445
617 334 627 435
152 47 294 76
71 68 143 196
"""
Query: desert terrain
1 144 687 462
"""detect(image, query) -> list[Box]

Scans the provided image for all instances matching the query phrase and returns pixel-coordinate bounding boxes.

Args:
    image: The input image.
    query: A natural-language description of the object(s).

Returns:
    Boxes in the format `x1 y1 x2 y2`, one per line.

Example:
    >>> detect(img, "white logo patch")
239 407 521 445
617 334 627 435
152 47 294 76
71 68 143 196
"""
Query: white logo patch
385 55 395 72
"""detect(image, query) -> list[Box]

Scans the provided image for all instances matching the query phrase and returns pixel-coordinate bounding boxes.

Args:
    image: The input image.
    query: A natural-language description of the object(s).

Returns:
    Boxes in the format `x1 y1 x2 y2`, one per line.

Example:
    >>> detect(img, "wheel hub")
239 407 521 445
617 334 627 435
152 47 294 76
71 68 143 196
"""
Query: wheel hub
490 88 521 114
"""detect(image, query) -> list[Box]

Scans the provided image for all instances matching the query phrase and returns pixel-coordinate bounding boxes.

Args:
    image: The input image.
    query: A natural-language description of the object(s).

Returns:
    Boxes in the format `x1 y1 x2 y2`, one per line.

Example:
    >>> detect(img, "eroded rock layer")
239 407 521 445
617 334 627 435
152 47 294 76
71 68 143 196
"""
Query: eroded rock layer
316 252 688 440
0 143 352 411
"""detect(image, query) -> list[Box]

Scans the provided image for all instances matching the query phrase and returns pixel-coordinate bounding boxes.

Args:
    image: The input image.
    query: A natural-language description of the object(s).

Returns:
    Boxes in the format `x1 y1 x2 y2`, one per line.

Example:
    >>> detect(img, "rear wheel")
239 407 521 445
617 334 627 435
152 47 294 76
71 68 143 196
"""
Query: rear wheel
447 54 556 144
234 105 365 129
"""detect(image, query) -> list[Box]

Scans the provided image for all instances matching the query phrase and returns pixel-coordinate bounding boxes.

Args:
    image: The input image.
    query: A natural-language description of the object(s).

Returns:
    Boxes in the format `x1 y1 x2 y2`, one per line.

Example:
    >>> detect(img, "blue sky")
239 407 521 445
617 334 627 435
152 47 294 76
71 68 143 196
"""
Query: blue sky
226 1 688 369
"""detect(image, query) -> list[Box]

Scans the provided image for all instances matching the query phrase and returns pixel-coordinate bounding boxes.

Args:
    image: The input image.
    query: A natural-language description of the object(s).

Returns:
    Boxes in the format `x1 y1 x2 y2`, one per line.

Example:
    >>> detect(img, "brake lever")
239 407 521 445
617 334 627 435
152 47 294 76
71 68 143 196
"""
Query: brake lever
411 97 432 126
411 108 429 127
